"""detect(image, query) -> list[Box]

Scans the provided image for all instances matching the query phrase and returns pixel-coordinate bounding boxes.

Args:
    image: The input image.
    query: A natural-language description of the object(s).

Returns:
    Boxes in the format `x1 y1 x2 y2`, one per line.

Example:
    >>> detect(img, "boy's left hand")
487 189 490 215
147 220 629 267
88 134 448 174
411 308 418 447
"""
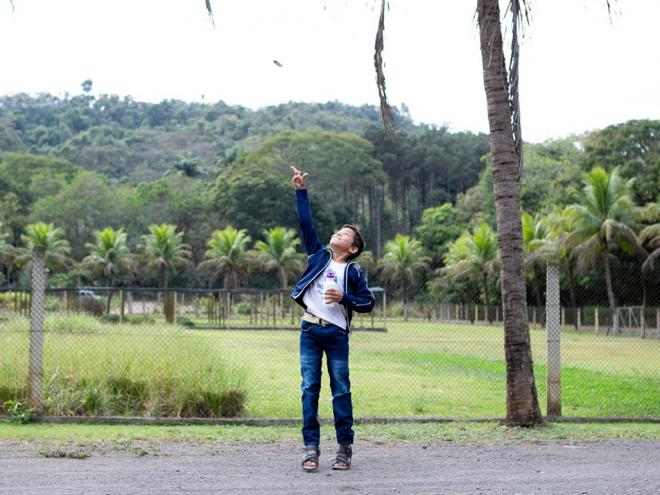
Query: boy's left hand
324 288 343 304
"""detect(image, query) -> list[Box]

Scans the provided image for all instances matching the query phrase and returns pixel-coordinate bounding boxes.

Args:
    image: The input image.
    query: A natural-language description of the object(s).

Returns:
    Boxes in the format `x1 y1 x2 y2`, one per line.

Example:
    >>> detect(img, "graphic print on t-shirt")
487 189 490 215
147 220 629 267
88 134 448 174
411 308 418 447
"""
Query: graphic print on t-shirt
321 269 338 306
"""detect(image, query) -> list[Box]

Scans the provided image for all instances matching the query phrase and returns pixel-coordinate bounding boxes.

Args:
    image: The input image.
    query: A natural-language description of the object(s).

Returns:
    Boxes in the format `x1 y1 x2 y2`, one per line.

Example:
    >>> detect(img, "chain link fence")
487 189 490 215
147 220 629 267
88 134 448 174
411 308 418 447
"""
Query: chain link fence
1 263 658 420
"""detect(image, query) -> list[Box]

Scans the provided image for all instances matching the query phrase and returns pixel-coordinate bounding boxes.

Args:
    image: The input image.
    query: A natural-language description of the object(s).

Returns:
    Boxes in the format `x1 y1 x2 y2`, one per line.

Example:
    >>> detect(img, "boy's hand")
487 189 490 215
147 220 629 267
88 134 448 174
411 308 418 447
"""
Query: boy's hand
291 165 309 189
324 287 343 304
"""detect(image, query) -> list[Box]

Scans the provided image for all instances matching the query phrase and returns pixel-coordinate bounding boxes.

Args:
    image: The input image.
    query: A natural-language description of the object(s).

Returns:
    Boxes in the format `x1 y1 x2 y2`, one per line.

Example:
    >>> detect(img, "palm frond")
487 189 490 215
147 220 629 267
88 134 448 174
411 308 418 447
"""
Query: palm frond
641 248 660 275
506 0 530 180
374 0 396 139
572 234 603 273
205 0 215 27
603 219 645 258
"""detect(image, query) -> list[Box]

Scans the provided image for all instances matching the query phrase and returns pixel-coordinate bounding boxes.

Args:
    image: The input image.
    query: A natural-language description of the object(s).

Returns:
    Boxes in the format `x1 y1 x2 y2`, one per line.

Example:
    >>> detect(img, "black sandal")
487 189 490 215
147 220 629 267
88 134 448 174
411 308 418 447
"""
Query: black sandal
301 445 320 472
332 444 352 470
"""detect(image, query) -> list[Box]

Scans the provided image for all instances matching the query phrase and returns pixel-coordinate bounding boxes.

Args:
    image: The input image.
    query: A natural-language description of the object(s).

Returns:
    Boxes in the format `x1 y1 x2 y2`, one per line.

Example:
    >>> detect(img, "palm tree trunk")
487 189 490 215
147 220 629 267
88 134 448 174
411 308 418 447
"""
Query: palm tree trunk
278 267 287 290
161 266 175 324
482 273 490 307
401 273 408 321
477 0 542 426
105 275 113 314
565 260 578 329
603 251 618 333
566 263 577 308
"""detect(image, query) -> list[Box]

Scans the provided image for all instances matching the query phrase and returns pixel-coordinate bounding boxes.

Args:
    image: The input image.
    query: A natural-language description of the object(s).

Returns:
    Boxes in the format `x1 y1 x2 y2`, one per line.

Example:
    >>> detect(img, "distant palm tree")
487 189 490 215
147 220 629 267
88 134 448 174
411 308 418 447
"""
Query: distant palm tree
563 167 640 318
140 224 192 323
521 212 551 308
141 224 192 288
442 223 499 307
198 226 251 289
20 222 71 411
379 234 429 320
19 222 71 273
83 227 133 313
542 206 585 329
252 227 304 289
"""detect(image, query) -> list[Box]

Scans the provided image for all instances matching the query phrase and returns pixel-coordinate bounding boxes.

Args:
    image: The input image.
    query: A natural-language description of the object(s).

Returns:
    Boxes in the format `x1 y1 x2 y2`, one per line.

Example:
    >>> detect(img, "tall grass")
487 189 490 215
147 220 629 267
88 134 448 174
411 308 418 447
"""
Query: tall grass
0 315 246 417
1 315 658 418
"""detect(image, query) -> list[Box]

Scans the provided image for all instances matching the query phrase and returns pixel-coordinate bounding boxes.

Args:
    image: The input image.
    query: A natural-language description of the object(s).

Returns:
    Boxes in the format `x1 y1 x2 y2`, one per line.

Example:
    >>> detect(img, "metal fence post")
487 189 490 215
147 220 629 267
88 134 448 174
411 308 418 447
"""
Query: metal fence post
28 249 46 412
546 262 561 416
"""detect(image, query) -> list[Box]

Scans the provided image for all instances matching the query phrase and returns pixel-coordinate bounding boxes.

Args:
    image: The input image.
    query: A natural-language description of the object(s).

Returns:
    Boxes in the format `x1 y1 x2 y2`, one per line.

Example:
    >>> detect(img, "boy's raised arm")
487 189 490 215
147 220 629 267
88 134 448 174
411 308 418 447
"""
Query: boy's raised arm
291 165 323 255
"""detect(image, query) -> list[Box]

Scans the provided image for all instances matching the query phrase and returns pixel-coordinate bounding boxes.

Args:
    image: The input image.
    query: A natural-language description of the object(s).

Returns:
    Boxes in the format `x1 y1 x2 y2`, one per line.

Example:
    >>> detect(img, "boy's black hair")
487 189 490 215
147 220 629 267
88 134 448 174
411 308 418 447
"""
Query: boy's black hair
342 224 365 261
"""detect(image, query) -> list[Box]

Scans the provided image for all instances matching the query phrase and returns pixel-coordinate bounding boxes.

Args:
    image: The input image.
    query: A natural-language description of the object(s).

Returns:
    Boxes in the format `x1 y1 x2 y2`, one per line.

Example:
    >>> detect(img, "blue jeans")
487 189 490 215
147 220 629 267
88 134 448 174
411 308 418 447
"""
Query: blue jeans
300 321 354 446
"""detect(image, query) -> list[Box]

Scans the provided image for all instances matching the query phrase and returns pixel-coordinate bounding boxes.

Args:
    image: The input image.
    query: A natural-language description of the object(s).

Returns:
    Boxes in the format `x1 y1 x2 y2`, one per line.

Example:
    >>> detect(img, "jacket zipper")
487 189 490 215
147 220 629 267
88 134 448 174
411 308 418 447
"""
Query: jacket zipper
296 249 333 300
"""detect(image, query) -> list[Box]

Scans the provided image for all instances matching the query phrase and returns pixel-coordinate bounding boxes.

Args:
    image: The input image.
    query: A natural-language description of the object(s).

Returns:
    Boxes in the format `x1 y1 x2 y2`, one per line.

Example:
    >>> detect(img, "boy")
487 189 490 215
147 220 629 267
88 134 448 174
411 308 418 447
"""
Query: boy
289 165 375 472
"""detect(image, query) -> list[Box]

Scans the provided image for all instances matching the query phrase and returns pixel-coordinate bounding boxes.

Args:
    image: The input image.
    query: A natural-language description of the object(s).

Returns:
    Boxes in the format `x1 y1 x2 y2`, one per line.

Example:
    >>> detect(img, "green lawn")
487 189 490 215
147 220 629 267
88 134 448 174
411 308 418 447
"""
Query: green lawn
1 314 659 418
1 421 659 444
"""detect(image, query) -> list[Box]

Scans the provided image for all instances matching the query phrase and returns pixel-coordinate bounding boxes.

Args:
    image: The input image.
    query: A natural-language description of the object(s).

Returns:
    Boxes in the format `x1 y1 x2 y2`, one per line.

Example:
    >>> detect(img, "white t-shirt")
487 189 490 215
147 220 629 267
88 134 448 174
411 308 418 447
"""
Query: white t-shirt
302 259 348 330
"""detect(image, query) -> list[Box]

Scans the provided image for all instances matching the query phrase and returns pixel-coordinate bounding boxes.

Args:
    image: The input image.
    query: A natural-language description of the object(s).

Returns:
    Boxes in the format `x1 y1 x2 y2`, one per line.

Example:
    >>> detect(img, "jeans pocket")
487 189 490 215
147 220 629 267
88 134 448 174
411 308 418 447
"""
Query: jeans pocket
301 321 312 332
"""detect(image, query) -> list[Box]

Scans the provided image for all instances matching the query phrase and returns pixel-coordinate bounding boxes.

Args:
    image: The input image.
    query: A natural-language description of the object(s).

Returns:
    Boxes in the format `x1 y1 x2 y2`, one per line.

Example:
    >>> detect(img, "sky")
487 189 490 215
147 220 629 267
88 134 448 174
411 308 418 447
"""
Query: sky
0 0 658 143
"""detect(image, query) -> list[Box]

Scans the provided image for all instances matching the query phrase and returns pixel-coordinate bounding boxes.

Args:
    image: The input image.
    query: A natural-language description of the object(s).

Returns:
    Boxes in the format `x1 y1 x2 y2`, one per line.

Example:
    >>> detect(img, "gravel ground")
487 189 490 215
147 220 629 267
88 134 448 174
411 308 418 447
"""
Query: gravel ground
1 439 659 494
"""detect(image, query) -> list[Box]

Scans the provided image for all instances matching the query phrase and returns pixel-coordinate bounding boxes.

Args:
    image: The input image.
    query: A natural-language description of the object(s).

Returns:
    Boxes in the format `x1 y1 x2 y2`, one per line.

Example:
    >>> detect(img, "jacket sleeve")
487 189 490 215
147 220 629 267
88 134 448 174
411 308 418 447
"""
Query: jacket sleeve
340 265 375 313
295 189 324 255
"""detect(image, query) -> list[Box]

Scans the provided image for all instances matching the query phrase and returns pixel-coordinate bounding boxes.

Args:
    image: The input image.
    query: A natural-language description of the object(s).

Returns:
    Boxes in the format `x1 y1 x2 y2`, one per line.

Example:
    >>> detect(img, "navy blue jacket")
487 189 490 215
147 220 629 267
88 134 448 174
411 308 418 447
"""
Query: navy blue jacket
290 189 375 330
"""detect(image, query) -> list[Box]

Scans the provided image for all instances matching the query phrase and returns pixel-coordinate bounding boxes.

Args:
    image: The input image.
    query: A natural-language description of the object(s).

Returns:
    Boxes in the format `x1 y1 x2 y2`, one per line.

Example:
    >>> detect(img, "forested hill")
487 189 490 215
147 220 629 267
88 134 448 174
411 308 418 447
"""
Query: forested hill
0 91 657 291
0 93 418 183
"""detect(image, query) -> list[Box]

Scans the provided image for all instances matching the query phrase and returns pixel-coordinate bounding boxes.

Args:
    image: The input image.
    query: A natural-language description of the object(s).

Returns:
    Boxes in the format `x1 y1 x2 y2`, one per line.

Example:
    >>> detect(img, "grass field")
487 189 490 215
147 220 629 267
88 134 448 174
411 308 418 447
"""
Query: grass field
1 314 659 418
1 421 659 445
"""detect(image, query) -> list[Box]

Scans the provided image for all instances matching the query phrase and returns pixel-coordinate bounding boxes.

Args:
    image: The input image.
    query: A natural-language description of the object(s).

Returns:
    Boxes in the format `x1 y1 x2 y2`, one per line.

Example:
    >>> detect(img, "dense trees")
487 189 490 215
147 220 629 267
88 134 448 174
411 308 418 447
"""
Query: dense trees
0 91 656 318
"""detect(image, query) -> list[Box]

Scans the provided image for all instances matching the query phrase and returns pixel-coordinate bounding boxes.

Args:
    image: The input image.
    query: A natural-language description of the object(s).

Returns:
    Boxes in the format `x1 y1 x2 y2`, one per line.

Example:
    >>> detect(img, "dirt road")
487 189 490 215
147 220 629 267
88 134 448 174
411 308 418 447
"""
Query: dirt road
1 440 658 494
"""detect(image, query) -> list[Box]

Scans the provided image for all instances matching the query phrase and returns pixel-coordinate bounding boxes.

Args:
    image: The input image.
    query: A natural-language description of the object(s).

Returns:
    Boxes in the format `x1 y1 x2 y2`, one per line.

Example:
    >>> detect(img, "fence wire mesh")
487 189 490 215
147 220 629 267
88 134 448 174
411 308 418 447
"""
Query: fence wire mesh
1 265 658 420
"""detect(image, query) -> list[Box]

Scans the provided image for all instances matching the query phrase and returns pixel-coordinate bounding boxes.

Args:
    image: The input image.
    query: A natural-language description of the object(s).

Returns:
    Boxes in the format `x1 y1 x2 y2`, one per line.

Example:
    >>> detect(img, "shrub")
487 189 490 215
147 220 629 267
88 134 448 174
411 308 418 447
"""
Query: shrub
80 297 104 316
179 387 246 418
46 314 102 334
235 301 253 315
0 386 28 414
219 388 246 417
100 314 120 324
177 317 196 328
125 315 156 325
0 292 15 310
106 376 148 415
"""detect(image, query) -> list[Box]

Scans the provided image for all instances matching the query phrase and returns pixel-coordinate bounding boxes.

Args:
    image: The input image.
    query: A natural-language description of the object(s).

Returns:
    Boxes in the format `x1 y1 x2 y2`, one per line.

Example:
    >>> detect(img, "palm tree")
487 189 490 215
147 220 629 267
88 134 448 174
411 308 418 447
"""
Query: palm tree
19 222 71 274
83 227 133 313
140 224 192 323
475 0 543 425
379 234 429 320
521 212 552 308
544 206 579 309
252 227 304 289
20 222 71 410
198 226 251 289
442 223 499 308
563 167 639 323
